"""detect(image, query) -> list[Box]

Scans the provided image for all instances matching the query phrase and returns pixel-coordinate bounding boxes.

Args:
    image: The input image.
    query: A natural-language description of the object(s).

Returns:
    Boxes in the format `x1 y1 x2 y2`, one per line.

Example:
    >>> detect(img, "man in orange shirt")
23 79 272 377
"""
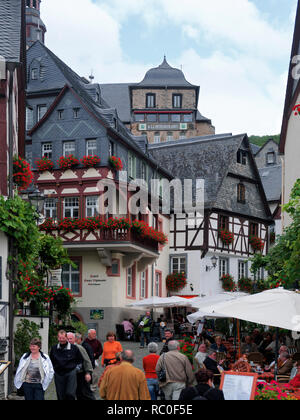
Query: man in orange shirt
100 350 151 401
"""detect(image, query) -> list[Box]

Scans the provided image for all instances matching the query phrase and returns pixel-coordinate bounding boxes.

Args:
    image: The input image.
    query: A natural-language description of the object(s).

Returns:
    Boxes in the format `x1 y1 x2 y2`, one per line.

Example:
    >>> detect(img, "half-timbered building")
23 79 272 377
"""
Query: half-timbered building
26 41 172 335
149 134 273 298
0 0 26 399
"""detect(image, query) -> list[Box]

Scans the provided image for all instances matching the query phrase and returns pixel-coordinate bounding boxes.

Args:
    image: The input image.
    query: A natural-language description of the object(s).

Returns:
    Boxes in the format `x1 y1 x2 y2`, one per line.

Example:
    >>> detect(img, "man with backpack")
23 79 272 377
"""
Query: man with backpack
138 311 153 348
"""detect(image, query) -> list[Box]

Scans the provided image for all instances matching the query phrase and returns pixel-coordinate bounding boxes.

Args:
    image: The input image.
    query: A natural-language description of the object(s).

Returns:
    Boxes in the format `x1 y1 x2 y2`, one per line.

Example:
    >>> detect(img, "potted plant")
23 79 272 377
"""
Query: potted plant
13 156 33 190
238 277 253 293
166 272 187 292
221 274 236 292
179 335 195 364
58 155 79 170
109 156 123 171
35 156 54 172
255 381 297 400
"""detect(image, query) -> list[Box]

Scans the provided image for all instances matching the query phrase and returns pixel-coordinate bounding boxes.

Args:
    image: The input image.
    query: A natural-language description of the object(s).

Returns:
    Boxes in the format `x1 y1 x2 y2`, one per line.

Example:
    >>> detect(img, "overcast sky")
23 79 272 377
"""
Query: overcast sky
41 0 298 136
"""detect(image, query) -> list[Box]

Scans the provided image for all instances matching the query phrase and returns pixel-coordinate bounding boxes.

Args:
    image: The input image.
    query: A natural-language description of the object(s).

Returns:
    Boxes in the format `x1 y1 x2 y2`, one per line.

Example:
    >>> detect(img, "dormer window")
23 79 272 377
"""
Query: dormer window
237 149 247 165
266 152 276 165
146 94 156 108
31 68 38 80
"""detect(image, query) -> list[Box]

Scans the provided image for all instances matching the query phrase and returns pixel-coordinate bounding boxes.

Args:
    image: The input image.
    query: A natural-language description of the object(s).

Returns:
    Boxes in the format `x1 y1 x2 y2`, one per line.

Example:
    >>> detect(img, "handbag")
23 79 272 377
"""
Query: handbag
157 353 167 382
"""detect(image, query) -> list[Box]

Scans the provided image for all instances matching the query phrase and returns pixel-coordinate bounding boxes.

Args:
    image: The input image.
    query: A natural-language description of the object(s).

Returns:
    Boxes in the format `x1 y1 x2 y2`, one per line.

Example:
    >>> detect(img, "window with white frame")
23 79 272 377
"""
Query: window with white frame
253 267 264 281
37 105 47 121
166 132 173 141
86 196 99 217
42 143 52 159
26 107 34 131
154 132 161 143
238 261 248 280
128 153 136 179
171 256 186 274
140 271 146 299
155 272 161 296
63 141 75 157
64 197 79 218
45 198 57 219
57 109 64 120
62 261 80 295
86 139 97 156
219 257 229 278
31 68 38 80
73 108 80 119
127 267 133 297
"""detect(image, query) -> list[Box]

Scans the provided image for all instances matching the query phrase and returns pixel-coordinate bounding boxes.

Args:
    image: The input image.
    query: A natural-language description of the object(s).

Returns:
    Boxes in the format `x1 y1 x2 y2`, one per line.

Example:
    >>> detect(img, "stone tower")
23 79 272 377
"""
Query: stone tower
25 0 47 48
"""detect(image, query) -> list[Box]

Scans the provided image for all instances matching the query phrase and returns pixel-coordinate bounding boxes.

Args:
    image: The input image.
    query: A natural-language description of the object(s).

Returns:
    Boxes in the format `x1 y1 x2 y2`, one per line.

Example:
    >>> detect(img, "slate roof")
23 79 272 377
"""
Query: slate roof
0 0 23 62
259 165 282 202
137 57 197 88
99 83 134 123
148 133 246 208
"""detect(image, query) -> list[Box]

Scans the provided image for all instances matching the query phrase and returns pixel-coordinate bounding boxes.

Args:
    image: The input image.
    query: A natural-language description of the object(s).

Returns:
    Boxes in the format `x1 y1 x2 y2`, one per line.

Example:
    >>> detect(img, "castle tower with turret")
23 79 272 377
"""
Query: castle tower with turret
25 0 46 48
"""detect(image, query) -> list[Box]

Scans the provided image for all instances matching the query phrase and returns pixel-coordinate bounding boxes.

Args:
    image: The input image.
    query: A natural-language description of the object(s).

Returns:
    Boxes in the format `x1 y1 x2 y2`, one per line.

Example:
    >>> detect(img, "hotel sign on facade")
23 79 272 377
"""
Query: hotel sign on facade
139 123 188 131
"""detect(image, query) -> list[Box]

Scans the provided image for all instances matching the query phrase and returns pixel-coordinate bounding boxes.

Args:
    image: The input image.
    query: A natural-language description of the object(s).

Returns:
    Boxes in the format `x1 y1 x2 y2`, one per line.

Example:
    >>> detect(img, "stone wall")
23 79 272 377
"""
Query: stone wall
131 88 197 109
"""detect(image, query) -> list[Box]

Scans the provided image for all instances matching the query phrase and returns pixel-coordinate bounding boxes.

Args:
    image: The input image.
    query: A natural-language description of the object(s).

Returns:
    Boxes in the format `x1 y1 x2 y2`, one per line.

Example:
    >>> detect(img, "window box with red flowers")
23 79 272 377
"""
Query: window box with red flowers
13 156 33 191
166 272 187 292
81 155 101 168
131 220 168 246
109 156 123 171
249 235 264 252
40 218 58 232
35 156 54 172
58 155 79 170
219 229 235 246
221 274 236 292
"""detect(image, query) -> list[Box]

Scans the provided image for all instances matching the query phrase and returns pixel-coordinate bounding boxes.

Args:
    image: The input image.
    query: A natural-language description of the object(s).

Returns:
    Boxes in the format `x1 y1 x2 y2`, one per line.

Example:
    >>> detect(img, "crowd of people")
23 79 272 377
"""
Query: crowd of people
13 316 300 401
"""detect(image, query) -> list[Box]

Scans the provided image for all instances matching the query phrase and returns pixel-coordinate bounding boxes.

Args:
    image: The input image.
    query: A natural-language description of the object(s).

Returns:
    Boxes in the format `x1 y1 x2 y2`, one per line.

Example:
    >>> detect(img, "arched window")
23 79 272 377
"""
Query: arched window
237 183 246 204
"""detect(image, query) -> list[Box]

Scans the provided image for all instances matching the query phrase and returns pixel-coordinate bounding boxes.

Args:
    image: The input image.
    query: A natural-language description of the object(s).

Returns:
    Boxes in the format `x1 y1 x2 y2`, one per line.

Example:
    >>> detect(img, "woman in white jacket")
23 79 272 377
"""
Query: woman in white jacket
14 337 54 400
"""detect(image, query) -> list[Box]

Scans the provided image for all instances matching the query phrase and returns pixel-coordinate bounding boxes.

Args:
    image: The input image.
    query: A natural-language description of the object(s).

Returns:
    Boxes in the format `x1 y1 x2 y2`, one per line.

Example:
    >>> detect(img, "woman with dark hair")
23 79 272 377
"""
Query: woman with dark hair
101 332 123 367
179 369 225 401
14 337 54 400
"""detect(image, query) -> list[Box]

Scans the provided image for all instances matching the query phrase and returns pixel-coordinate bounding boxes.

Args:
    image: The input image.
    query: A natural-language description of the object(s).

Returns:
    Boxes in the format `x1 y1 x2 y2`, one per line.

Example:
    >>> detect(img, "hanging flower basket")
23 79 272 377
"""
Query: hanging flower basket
58 155 79 170
219 229 234 245
35 157 54 172
81 155 101 167
221 274 236 292
166 272 187 292
13 156 33 191
249 236 264 252
109 156 123 171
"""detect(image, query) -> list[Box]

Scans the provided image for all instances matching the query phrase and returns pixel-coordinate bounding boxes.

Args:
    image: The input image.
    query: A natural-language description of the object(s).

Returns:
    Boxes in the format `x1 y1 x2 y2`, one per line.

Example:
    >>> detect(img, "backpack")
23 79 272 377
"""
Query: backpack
192 386 212 401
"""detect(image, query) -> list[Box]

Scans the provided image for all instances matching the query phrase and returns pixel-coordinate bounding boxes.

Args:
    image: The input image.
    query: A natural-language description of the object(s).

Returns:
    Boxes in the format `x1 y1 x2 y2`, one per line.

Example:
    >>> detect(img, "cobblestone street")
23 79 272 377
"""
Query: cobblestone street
45 341 164 400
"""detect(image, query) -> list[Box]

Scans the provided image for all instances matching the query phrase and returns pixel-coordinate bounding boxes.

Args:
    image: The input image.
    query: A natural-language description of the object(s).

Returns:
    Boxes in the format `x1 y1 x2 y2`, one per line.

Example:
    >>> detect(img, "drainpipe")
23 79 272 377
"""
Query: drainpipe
6 63 17 395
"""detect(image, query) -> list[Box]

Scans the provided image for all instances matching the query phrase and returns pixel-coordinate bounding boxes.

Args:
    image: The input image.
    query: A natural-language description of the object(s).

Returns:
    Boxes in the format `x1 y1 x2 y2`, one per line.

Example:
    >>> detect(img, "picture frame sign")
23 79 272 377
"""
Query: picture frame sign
220 371 258 401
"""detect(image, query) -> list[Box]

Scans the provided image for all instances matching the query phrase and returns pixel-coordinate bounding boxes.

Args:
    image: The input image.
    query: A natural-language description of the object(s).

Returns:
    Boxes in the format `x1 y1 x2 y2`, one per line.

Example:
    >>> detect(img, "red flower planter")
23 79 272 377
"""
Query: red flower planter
36 157 54 172
81 155 101 167
109 156 123 171
219 229 234 245
13 156 33 191
166 272 187 292
58 155 79 170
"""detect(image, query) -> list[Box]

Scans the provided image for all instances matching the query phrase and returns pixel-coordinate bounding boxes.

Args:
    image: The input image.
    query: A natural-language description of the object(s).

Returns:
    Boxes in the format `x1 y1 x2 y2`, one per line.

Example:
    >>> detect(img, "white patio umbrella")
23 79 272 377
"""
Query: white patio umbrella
127 296 192 308
188 292 248 310
199 288 300 332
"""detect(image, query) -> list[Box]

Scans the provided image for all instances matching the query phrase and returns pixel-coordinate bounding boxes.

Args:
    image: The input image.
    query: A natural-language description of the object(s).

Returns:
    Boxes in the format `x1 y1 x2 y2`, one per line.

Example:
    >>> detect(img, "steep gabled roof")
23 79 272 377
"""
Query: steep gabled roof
259 165 282 203
0 0 23 63
149 133 272 220
280 0 300 154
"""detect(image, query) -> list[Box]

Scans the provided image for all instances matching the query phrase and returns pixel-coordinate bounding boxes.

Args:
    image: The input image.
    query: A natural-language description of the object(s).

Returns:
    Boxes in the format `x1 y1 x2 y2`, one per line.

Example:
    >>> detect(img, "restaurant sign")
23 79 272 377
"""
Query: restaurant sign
139 123 188 131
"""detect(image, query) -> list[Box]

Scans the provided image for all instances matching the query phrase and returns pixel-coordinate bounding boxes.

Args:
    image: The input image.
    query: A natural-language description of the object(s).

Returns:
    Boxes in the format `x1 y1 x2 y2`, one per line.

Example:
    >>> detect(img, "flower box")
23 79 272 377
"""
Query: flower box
166 272 187 292
238 277 253 293
109 156 123 171
219 229 234 245
81 155 101 167
13 156 33 191
58 155 79 170
36 156 54 172
249 235 264 252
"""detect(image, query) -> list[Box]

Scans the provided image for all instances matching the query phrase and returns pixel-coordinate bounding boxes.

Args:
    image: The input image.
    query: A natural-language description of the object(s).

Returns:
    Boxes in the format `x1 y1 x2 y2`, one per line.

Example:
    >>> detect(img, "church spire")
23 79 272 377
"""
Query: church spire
25 0 47 49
